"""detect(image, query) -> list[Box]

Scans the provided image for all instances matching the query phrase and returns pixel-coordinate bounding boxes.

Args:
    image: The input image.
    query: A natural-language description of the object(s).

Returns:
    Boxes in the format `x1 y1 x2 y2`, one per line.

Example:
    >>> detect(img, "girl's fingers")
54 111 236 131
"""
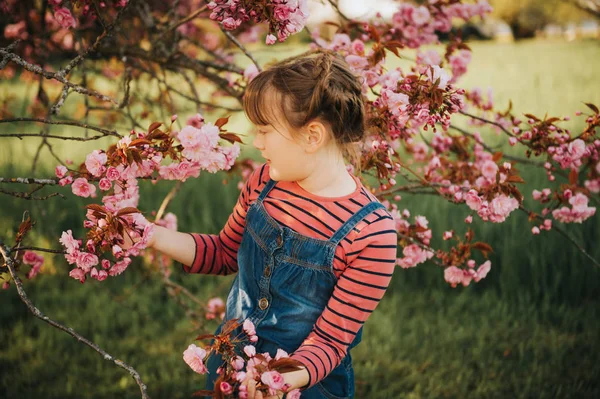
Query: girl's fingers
247 376 257 399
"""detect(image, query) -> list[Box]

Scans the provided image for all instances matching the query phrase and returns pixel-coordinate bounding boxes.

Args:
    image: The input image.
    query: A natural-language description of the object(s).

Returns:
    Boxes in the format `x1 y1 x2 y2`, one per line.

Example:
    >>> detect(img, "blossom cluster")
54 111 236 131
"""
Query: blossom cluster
386 1 492 49
183 319 301 398
444 260 491 288
208 0 309 45
57 115 241 283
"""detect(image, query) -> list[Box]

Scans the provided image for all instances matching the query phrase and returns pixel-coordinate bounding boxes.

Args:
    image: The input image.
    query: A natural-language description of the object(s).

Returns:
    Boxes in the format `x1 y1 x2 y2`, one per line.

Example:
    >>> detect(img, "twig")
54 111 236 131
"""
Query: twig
517 206 600 269
0 177 58 185
0 188 64 200
0 48 118 104
9 246 67 255
0 133 117 141
220 26 262 73
459 110 513 137
0 239 150 399
165 5 208 32
155 182 183 222
0 118 122 138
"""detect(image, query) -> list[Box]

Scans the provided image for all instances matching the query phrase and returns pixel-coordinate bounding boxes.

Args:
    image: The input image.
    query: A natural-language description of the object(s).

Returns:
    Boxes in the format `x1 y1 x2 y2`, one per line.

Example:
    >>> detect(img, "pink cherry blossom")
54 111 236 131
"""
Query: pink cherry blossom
55 165 68 178
480 160 498 180
54 7 76 29
220 381 233 394
243 319 256 334
105 166 121 181
85 150 107 177
244 345 256 357
261 370 285 391
59 230 80 254
266 34 276 45
244 64 259 81
108 257 132 276
473 261 491 282
183 344 208 374
397 244 434 268
99 178 111 191
411 6 430 26
287 389 301 399
187 113 204 128
444 266 471 288
76 251 99 272
231 356 244 371
69 268 86 283
275 348 289 360
72 178 96 198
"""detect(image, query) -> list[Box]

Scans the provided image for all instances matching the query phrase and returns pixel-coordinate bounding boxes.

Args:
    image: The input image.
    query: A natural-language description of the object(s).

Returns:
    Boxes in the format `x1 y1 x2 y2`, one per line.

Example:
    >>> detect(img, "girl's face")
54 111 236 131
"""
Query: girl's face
252 120 311 182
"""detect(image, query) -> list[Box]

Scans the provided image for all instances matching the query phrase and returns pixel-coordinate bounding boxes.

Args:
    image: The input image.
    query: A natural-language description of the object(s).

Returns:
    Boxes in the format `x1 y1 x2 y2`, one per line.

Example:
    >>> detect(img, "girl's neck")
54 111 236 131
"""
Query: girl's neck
295 153 356 198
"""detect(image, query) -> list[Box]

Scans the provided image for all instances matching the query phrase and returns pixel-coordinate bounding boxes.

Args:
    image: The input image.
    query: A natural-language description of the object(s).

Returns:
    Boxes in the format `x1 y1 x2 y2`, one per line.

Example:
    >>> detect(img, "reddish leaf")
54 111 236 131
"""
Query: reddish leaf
270 358 305 373
524 114 540 122
471 241 494 255
131 150 143 164
192 390 215 397
569 168 578 186
585 102 599 114
148 121 162 133
506 175 525 184
215 116 230 129
195 334 215 341
116 207 141 217
129 138 152 147
86 204 108 214
15 215 34 243
492 152 503 163
219 132 243 144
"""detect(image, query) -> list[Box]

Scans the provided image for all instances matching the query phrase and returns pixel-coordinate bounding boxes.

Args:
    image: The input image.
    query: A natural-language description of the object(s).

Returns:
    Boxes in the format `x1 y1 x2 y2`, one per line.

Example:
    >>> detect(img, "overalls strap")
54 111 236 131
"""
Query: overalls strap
257 179 277 202
328 201 386 246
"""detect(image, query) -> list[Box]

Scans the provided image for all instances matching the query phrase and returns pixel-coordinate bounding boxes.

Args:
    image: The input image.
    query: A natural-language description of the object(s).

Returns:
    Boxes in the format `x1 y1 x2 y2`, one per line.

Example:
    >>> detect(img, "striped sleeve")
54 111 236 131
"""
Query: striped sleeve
290 215 397 387
182 165 267 275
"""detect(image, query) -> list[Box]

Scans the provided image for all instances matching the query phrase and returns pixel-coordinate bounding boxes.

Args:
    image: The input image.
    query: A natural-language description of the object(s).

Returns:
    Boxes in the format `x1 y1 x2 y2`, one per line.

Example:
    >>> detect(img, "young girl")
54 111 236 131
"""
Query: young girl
148 50 398 398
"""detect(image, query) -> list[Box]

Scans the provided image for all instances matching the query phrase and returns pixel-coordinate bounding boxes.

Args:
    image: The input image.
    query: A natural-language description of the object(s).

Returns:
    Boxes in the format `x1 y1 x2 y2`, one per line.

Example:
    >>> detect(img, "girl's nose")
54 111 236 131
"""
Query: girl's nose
252 134 264 150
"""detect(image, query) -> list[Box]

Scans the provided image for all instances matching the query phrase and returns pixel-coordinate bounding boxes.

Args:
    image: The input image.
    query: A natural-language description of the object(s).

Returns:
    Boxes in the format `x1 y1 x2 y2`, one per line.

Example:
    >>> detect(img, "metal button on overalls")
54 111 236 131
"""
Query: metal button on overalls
258 298 269 310
264 266 271 277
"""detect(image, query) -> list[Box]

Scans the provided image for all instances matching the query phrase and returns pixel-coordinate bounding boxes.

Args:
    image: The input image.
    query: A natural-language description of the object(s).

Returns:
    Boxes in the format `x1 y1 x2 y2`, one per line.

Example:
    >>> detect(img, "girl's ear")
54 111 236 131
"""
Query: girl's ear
303 120 329 153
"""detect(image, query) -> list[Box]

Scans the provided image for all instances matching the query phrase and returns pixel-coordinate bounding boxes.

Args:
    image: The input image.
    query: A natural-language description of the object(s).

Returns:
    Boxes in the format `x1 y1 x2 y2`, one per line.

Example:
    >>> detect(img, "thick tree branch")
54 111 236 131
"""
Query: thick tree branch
0 117 122 138
0 239 150 399
0 47 118 104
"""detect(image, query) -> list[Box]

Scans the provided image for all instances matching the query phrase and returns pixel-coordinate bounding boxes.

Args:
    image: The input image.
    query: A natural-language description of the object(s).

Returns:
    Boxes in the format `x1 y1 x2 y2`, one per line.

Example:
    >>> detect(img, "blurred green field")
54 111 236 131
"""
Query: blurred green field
1 40 600 398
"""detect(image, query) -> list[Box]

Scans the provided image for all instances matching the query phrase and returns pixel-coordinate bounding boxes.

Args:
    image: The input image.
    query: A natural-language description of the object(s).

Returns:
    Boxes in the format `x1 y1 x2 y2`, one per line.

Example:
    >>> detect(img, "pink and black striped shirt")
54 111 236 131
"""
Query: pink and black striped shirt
184 164 397 387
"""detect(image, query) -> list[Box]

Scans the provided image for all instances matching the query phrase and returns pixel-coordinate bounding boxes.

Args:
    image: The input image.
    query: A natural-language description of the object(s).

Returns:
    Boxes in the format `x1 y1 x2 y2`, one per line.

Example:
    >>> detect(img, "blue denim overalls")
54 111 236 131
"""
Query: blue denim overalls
205 179 386 398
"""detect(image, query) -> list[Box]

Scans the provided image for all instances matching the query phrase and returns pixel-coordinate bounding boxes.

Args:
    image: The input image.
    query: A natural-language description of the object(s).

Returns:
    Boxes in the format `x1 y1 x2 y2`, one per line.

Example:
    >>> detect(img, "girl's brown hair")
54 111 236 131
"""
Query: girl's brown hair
243 49 366 169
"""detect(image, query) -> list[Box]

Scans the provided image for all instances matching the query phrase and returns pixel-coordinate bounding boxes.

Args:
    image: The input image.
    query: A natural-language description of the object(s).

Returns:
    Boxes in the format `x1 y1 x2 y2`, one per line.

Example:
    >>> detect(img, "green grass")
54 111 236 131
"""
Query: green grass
1 39 600 398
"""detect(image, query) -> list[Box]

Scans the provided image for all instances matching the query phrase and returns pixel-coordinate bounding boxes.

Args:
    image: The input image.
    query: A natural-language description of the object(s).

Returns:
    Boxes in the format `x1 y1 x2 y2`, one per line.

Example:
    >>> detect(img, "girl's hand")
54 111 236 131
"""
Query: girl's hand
242 371 281 399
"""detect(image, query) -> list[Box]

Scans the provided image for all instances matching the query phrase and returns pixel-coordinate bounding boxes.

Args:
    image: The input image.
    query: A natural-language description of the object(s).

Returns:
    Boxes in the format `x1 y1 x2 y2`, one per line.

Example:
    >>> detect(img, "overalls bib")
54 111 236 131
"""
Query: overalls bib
205 179 385 398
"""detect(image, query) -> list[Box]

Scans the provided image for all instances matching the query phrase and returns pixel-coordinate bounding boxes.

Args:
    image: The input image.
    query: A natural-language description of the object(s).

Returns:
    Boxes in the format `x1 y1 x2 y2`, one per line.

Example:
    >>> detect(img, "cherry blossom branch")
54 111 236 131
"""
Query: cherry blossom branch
0 177 59 185
0 188 64 200
8 246 66 255
165 5 209 32
448 124 549 167
0 47 118 104
0 132 118 142
0 118 122 138
59 0 135 78
0 239 150 399
517 206 600 269
220 26 262 73
459 110 513 137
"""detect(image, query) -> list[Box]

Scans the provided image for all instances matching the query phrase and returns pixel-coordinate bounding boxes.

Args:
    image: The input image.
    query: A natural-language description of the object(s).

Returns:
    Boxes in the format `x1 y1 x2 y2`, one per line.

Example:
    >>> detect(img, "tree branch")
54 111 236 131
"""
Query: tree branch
0 47 118 104
0 239 150 399
0 118 122 138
